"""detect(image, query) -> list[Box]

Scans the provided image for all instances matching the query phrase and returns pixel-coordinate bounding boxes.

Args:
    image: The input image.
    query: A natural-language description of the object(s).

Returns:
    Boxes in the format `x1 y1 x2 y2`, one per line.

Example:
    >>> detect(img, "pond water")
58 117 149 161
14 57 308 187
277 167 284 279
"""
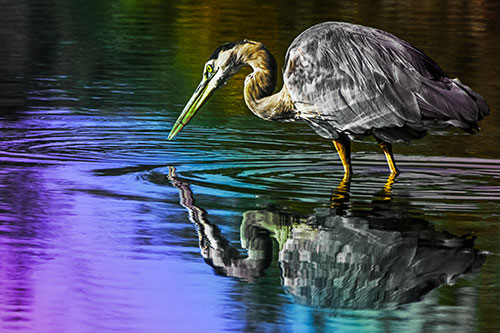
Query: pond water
1 0 499 332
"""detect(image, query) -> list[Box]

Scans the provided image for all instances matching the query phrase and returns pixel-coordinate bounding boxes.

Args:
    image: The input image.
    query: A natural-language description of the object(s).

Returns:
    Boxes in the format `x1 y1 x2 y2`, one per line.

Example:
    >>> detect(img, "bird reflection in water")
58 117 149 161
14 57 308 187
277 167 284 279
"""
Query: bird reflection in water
331 171 398 215
168 167 484 309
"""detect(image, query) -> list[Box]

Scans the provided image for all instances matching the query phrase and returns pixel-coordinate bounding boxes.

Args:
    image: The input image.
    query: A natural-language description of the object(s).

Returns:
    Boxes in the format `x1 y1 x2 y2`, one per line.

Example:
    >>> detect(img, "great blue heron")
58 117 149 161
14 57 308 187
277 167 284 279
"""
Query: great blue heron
168 22 489 176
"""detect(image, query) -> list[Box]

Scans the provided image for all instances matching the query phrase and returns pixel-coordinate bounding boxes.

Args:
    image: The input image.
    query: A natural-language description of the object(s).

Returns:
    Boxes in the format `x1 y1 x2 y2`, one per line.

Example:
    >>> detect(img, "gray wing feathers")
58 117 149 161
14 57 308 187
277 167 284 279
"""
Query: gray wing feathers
284 22 489 142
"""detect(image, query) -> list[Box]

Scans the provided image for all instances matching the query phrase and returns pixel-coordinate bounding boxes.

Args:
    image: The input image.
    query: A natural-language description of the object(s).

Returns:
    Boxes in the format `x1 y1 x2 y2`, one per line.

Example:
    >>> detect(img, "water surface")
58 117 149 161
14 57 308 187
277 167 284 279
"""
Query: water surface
1 0 500 332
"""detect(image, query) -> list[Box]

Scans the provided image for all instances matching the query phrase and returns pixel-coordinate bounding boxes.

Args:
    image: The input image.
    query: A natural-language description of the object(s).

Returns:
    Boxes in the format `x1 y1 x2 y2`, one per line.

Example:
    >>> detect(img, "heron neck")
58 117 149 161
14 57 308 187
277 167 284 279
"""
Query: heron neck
240 44 294 120
169 168 271 281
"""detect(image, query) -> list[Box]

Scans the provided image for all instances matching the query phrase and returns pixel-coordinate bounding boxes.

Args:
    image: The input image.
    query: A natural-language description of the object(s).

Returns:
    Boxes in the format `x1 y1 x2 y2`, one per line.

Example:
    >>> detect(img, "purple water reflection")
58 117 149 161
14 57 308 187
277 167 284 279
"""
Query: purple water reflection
0 164 247 331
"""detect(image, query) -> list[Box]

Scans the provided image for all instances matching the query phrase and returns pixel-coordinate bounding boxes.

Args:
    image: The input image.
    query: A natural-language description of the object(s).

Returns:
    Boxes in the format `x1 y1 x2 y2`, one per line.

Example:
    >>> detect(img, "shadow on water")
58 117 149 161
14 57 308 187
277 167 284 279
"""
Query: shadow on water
167 166 485 310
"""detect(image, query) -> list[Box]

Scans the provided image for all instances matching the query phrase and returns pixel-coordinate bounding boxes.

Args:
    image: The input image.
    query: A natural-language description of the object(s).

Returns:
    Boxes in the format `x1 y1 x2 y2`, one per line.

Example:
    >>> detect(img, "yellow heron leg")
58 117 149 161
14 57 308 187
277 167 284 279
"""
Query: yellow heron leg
382 171 398 199
377 139 400 174
333 137 353 178
331 173 351 209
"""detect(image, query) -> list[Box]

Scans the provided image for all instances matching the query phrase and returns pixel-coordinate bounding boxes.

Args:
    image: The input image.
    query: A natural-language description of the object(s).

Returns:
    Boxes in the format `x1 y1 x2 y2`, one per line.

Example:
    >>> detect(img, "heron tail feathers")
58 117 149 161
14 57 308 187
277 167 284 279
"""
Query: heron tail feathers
416 78 489 133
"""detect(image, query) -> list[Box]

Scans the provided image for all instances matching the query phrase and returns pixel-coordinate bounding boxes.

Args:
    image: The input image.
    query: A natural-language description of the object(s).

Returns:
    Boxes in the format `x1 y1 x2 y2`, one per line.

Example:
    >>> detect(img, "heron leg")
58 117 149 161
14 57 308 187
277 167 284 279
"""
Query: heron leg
382 171 398 199
376 139 400 174
331 172 351 212
333 137 352 177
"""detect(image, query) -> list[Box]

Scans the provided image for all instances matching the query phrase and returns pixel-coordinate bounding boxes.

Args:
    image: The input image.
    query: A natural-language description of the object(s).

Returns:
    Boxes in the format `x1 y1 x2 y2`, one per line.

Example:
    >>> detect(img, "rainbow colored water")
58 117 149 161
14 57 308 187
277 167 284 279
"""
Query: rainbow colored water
1 1 500 331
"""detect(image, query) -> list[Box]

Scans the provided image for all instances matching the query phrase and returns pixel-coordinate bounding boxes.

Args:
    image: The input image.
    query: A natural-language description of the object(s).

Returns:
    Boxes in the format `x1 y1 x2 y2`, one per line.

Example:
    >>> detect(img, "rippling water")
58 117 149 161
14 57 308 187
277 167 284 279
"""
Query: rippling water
1 0 500 332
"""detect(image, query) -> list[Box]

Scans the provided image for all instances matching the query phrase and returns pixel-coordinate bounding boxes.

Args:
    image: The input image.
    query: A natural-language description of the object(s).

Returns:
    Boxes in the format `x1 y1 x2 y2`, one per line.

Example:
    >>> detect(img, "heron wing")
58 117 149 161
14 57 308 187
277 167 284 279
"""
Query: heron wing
284 22 488 142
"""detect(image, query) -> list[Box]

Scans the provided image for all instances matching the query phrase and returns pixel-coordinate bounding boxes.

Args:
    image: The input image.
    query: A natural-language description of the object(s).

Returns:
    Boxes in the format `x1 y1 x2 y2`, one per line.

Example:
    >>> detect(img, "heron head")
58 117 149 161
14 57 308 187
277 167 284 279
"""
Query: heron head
167 41 254 140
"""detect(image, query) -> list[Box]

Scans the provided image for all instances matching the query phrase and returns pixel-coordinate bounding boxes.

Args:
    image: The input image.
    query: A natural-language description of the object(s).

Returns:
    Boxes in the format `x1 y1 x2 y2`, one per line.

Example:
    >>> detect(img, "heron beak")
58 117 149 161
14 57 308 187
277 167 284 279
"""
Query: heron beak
168 77 216 140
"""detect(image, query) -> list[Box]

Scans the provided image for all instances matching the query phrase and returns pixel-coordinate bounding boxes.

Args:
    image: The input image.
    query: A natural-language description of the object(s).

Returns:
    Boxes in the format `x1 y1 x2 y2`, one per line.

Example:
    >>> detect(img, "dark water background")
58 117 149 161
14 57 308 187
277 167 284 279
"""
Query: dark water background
1 0 499 331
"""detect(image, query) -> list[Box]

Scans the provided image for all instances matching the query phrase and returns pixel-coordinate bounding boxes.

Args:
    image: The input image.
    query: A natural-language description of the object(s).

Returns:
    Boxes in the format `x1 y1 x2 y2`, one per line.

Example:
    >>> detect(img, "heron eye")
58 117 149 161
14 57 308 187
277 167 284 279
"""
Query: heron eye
206 65 213 73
